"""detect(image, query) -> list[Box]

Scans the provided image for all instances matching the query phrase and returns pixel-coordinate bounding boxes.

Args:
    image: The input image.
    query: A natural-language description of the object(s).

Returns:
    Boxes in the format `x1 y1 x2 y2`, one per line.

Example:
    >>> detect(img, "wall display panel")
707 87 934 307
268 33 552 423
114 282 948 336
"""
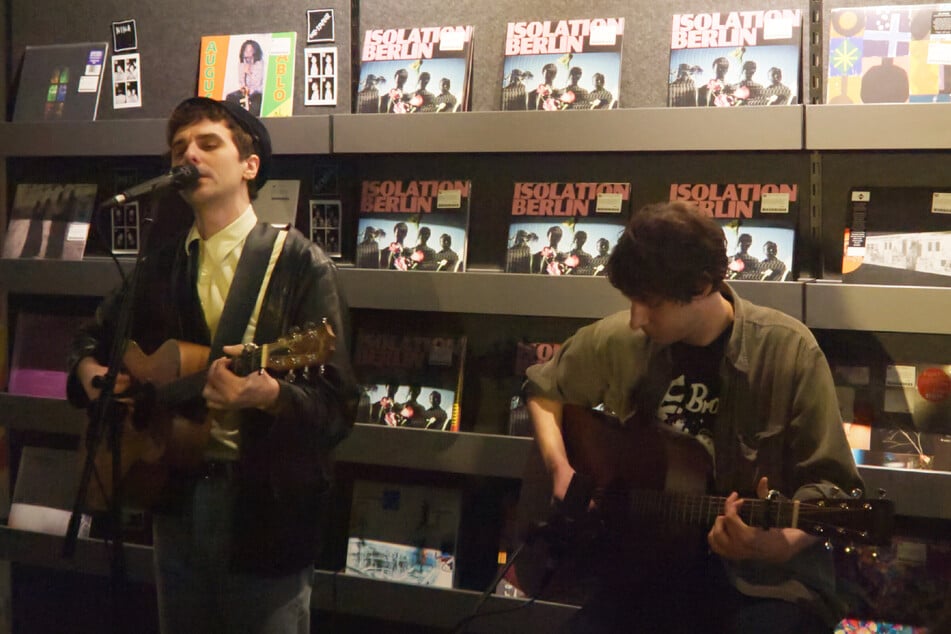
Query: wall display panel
818 152 951 278
8 0 352 119
356 0 809 111
330 151 812 278
821 0 951 105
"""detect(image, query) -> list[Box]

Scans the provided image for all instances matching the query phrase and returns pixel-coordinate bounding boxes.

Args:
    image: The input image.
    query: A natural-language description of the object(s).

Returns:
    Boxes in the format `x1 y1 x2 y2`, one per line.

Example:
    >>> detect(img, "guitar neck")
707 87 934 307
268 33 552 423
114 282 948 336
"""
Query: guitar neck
628 489 800 530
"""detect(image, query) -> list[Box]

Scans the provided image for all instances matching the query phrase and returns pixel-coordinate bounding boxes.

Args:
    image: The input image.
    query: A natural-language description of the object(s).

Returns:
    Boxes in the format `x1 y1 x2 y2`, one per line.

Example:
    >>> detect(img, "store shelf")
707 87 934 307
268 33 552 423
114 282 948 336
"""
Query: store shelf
805 104 951 150
339 269 805 320
805 283 951 334
338 268 627 317
0 526 575 633
333 425 534 479
0 257 132 296
9 396 946 517
858 465 951 520
0 261 805 319
0 116 331 157
0 395 534 478
312 570 577 633
2 395 83 435
332 106 804 153
0 120 168 157
0 525 154 582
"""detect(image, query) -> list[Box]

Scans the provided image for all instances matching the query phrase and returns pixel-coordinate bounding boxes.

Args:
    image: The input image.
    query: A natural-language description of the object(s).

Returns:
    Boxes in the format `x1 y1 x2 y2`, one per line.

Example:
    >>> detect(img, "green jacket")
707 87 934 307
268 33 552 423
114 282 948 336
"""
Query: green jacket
525 283 863 624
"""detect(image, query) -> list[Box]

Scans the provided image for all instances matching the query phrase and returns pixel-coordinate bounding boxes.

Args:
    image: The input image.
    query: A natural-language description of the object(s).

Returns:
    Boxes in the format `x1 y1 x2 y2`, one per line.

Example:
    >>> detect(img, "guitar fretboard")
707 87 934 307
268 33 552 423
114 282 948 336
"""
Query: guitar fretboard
626 489 799 530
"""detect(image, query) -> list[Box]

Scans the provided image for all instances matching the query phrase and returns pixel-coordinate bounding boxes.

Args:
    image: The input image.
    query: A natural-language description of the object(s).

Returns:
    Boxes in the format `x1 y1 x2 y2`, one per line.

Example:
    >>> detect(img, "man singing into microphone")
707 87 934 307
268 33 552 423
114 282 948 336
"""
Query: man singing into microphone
67 96 358 633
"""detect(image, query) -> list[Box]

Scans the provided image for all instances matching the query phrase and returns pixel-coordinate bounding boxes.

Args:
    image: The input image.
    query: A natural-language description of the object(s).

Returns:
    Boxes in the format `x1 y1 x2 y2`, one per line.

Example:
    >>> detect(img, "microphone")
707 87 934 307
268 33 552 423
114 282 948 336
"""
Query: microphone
100 164 200 208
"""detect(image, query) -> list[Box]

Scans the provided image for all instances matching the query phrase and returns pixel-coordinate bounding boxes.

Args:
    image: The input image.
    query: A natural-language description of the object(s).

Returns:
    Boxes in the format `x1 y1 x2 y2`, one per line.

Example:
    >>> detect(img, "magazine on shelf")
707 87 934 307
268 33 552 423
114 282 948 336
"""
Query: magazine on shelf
8 447 91 538
827 4 951 104
504 181 631 275
670 182 799 281
356 24 474 113
355 179 470 272
13 42 108 121
197 32 296 117
254 179 301 228
842 187 951 286
508 341 562 436
501 17 624 110
668 9 802 107
346 479 462 588
352 330 467 431
833 361 951 472
7 312 89 399
2 183 97 260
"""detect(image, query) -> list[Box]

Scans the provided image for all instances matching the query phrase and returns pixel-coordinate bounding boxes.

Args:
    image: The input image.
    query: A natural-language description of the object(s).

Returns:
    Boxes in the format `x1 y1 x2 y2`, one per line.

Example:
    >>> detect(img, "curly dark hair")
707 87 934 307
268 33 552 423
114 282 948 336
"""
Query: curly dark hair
606 201 727 303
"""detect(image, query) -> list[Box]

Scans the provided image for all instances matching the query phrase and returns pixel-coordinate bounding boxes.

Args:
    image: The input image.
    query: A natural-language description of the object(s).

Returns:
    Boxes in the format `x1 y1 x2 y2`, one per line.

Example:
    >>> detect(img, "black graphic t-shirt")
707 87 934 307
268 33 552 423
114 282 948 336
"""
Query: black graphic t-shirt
655 324 732 458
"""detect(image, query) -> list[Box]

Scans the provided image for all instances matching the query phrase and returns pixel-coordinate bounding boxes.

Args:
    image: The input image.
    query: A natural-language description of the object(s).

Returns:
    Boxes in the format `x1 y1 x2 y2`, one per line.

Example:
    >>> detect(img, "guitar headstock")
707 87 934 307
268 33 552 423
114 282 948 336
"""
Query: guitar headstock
234 320 336 376
794 497 895 547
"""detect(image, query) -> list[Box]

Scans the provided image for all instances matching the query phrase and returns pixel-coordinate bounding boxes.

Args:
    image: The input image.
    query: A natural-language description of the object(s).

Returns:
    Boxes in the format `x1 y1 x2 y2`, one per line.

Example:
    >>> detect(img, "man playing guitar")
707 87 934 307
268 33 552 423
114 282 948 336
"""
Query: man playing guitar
525 201 864 633
68 96 357 633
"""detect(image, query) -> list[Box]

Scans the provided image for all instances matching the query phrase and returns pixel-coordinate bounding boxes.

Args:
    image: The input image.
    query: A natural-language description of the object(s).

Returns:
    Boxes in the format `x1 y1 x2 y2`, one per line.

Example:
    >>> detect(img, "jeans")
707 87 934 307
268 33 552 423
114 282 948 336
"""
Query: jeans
152 474 313 634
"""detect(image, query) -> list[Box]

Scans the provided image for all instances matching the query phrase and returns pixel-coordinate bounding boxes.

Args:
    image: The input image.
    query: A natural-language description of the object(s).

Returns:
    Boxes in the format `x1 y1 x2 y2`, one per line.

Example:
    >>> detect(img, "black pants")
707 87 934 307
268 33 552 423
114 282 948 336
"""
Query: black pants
565 553 831 634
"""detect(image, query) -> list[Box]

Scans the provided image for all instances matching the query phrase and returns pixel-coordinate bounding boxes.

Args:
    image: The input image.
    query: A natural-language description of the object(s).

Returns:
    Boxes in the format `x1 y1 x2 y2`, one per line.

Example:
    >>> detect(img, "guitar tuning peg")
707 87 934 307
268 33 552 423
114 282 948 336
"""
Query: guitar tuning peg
823 539 832 552
303 321 316 331
288 326 301 336
850 488 863 499
302 366 311 381
288 369 296 382
877 488 887 499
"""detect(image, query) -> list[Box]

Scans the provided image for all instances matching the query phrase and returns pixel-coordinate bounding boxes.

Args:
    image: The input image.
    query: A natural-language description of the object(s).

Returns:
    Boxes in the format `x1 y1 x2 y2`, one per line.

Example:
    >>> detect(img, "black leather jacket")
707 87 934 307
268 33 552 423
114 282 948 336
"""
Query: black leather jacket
68 223 358 574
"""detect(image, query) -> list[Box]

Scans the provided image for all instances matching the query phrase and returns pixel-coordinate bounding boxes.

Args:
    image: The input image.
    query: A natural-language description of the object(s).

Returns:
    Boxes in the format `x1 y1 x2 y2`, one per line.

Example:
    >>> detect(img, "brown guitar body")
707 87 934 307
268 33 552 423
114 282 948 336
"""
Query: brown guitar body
80 322 336 512
510 405 894 604
511 405 714 604
82 339 212 511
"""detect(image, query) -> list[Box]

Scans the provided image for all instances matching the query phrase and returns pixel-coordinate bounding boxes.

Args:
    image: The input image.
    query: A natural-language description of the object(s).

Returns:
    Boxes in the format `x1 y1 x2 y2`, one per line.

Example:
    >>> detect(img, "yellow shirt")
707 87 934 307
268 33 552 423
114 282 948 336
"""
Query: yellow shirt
185 205 288 459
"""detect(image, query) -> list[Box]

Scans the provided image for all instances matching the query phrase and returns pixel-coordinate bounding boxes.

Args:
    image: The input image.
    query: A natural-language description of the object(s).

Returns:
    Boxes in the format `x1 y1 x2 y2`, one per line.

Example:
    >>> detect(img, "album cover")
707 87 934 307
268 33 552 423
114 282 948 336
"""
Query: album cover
197 32 296 117
356 24 474 113
254 179 301 228
827 4 951 104
842 187 951 286
309 199 341 257
501 17 624 110
2 183 97 260
13 42 108 121
346 479 462 588
304 46 337 106
8 447 92 538
109 201 140 254
110 52 140 109
7 312 90 399
508 341 562 436
832 360 951 473
668 10 802 107
352 330 467 432
670 182 799 281
504 182 630 275
355 179 470 272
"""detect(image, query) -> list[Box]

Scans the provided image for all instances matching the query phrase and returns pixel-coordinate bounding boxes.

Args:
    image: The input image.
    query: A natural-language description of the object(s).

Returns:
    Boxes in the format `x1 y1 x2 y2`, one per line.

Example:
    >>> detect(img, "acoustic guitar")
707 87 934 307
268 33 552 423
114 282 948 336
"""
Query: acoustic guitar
80 321 335 511
509 404 895 603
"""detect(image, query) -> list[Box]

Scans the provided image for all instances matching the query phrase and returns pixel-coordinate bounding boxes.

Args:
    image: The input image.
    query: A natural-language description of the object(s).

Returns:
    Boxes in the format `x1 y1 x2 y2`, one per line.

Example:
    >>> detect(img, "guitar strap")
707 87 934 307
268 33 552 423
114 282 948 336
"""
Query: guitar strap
208 222 282 360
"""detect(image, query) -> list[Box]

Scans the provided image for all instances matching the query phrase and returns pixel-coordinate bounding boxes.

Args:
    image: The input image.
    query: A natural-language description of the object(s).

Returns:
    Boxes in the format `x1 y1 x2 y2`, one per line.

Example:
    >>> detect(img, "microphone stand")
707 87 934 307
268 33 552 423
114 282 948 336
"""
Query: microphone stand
451 519 566 634
63 200 157 632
